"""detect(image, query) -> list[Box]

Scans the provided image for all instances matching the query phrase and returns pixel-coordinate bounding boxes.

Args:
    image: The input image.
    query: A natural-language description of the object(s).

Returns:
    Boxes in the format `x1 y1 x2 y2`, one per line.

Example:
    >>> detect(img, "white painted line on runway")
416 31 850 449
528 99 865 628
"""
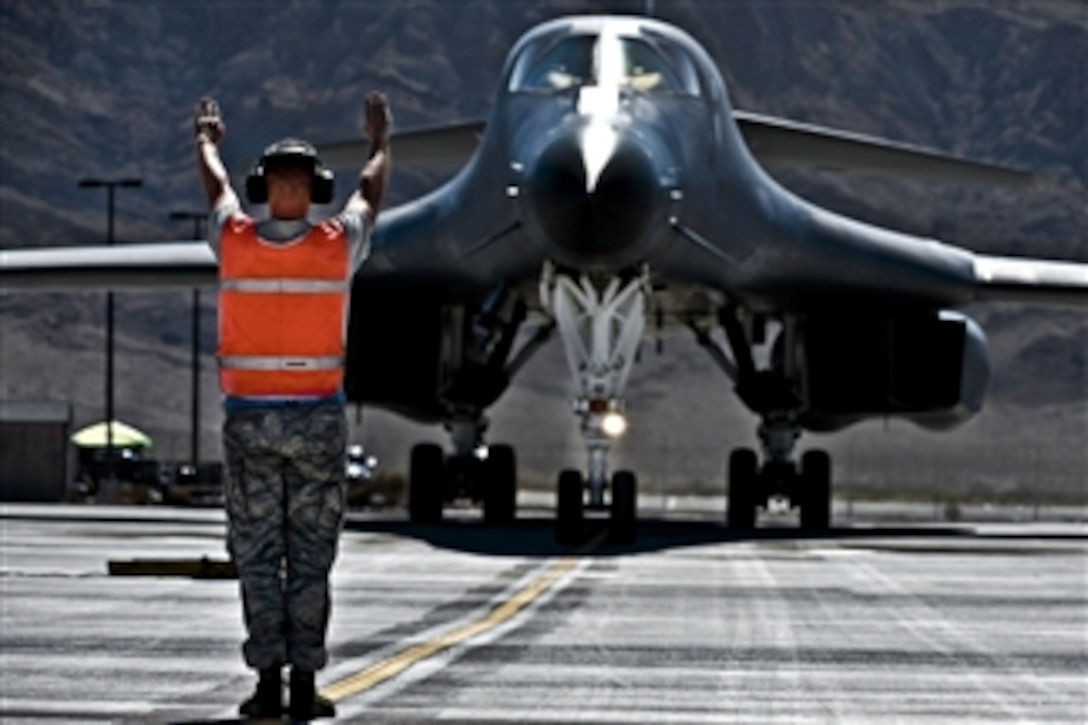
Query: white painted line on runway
0 698 170 718
320 534 604 706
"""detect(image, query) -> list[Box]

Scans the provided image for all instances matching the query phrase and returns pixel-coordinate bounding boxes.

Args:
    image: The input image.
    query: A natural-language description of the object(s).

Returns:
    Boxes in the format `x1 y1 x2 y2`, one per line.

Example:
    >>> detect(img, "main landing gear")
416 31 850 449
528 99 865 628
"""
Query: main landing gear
543 263 647 544
405 287 547 526
693 308 834 531
725 431 832 531
408 416 518 525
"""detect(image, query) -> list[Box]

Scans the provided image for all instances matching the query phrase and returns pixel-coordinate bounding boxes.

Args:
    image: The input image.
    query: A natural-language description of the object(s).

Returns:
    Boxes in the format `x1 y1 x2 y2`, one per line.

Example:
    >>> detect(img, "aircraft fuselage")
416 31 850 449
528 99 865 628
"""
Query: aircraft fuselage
364 15 981 318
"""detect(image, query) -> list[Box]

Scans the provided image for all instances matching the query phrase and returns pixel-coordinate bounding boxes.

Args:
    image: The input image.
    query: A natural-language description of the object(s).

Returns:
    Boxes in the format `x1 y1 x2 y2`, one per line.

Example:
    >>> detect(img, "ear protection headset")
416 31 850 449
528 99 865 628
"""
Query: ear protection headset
245 137 335 204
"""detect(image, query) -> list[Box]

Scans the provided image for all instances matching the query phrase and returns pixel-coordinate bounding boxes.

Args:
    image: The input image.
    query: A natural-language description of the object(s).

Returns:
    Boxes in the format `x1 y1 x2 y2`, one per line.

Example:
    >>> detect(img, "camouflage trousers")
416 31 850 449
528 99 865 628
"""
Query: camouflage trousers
222 399 347 671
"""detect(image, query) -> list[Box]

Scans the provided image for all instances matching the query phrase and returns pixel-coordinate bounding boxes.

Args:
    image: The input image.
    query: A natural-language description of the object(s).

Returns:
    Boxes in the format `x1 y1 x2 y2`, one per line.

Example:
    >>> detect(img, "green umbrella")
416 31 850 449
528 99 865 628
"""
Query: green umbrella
71 420 153 449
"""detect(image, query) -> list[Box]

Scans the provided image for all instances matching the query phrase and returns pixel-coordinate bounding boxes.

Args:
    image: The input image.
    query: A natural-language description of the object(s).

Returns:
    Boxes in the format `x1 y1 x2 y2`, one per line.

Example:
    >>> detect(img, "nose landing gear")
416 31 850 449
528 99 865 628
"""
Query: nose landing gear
542 263 648 543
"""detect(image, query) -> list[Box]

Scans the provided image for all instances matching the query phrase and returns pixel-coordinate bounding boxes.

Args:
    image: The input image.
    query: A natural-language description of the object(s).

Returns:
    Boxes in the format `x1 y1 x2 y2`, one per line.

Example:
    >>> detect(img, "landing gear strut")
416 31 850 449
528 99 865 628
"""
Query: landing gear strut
543 263 648 543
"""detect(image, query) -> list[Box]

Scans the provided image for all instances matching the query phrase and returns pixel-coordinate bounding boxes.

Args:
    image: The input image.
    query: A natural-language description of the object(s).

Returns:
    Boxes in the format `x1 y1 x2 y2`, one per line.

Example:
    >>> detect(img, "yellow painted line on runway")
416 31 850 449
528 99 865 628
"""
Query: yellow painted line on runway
320 534 603 704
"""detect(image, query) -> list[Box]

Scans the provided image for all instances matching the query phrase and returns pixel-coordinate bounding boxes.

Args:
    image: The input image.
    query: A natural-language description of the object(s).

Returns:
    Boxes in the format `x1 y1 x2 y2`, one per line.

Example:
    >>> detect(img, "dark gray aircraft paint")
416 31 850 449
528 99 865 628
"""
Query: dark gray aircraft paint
2 16 1085 539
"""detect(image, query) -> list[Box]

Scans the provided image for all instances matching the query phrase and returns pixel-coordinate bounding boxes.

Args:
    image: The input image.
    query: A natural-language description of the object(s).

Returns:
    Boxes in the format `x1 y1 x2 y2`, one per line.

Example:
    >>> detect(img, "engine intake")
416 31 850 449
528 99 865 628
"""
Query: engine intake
800 310 990 432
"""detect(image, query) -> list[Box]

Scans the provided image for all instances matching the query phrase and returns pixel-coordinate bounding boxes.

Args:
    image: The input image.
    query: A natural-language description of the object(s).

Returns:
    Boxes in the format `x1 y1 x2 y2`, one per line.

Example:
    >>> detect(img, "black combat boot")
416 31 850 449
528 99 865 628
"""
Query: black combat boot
239 666 283 720
289 668 336 721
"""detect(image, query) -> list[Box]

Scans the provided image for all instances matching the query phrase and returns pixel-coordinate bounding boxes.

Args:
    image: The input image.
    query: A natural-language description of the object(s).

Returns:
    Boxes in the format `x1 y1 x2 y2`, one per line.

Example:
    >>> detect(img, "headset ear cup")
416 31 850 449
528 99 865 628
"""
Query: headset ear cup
245 166 268 204
312 167 335 204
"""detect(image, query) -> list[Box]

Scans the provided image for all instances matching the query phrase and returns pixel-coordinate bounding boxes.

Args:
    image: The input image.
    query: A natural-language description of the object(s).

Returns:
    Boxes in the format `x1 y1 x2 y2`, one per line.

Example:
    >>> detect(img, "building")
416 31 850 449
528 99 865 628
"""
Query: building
0 401 73 502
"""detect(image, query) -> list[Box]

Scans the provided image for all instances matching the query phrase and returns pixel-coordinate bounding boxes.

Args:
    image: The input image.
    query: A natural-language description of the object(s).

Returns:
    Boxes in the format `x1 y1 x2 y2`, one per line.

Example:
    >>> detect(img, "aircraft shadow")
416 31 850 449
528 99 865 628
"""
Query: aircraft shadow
342 512 1080 559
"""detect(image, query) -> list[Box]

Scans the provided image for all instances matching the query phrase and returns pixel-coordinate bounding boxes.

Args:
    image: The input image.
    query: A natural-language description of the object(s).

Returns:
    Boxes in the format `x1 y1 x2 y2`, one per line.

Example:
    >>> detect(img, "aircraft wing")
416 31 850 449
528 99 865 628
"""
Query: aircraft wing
973 254 1088 306
319 120 485 169
733 111 1037 187
4 238 1084 309
0 242 217 290
319 112 1035 189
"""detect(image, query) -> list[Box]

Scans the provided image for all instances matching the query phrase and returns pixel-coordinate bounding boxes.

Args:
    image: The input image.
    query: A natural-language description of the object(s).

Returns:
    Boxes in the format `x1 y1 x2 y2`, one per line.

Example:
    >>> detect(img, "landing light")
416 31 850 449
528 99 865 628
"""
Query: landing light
602 411 628 438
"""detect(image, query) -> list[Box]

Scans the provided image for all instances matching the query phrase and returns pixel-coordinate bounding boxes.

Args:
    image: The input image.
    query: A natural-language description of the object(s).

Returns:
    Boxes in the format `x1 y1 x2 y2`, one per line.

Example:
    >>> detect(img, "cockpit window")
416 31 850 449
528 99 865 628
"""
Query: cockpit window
640 30 702 96
512 36 596 92
618 38 684 93
509 31 701 96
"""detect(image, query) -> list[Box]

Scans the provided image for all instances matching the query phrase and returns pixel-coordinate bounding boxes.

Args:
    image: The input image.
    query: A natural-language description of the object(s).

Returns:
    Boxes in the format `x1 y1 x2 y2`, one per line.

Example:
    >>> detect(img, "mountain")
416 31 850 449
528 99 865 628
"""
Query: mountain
1 0 1085 502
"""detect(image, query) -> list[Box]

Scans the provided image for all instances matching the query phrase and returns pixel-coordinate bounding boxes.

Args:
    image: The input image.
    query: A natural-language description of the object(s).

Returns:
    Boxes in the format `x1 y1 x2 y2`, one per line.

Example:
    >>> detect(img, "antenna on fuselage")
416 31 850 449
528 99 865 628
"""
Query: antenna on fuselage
644 0 655 16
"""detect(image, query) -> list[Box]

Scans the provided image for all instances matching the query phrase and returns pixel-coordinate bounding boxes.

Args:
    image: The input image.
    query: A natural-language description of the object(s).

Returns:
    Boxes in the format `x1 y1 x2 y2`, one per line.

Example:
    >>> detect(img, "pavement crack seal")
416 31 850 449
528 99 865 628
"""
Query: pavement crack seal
107 556 237 579
320 533 604 707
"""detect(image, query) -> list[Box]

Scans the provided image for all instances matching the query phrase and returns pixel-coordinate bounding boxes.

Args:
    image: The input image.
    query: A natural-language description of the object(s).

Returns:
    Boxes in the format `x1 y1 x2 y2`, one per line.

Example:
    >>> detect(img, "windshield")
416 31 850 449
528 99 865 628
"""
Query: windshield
514 36 596 91
510 33 700 95
617 37 686 92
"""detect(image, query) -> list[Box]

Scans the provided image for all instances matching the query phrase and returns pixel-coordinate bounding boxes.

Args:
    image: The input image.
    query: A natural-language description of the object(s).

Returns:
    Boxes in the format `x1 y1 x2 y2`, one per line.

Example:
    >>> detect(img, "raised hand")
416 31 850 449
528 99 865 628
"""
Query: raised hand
194 97 225 144
364 92 392 146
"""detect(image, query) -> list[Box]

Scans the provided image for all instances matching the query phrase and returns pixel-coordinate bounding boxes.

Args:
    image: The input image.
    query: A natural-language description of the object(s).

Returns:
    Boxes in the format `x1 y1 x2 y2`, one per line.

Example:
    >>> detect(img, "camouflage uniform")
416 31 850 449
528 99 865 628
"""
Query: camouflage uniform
222 399 348 671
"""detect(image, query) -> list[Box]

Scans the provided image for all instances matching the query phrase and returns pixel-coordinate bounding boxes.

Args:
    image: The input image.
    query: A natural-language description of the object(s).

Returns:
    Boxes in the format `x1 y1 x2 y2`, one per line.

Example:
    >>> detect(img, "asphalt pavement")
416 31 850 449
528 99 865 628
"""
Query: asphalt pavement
1 502 1085 723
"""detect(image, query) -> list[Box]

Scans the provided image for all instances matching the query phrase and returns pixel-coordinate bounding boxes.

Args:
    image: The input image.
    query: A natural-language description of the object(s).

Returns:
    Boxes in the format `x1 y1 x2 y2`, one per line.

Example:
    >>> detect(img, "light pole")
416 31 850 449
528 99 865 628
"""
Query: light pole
169 210 208 469
78 177 143 482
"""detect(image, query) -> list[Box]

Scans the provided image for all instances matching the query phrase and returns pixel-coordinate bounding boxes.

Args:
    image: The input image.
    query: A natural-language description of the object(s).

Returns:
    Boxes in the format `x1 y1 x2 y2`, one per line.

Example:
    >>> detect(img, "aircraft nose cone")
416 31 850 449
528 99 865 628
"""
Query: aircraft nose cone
524 130 663 264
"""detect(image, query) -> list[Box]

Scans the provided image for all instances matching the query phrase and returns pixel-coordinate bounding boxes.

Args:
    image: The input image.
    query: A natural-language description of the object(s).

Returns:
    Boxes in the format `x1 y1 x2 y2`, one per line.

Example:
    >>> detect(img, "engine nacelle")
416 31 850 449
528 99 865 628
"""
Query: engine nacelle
799 310 990 432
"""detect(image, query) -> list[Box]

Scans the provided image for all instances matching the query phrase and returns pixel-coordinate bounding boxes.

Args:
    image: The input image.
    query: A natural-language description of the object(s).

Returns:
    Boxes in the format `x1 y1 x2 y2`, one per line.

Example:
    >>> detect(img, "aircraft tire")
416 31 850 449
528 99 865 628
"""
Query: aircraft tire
799 449 832 530
727 448 759 530
556 469 584 545
610 470 637 544
483 444 517 525
409 443 445 524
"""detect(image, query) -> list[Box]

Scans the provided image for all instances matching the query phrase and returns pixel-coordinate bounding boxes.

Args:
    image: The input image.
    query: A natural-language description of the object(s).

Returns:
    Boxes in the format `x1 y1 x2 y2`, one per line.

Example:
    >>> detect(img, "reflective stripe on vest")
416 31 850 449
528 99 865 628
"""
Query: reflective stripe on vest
219 279 350 294
219 355 344 371
216 215 350 397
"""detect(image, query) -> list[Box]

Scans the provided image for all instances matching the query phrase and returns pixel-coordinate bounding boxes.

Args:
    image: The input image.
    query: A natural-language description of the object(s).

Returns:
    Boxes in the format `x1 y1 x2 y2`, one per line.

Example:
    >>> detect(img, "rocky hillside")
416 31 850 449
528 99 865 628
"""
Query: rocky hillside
1 0 1085 500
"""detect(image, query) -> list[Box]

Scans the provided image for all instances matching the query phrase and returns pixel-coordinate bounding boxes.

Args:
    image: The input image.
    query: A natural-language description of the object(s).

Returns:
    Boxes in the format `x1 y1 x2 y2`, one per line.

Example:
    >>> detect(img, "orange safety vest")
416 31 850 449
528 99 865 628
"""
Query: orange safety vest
217 215 351 398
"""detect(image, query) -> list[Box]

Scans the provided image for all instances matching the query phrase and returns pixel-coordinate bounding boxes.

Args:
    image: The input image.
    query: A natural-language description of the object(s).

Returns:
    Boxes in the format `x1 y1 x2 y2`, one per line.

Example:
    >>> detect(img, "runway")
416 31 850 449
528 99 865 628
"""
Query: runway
1 502 1085 723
